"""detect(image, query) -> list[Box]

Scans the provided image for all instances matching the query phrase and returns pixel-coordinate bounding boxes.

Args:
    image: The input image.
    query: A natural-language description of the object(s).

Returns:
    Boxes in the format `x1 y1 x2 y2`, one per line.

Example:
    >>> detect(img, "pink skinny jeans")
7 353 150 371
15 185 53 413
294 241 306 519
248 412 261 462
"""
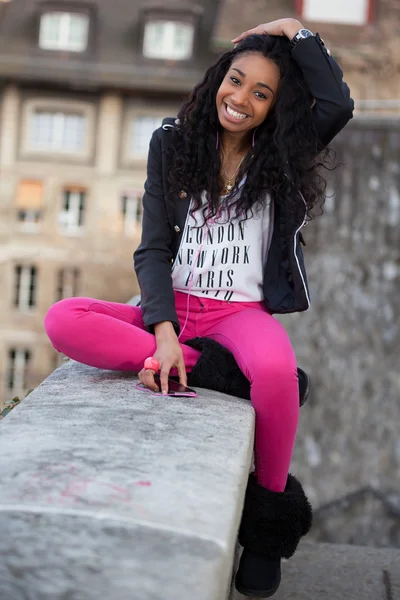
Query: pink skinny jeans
44 291 299 492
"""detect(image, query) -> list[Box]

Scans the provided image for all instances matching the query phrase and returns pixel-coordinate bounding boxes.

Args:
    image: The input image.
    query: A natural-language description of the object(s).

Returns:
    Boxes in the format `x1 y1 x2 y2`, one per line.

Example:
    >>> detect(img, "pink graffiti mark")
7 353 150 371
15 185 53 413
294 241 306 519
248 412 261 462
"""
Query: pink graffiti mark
61 479 89 499
22 464 152 515
110 483 130 495
52 478 131 505
48 478 152 507
21 465 77 501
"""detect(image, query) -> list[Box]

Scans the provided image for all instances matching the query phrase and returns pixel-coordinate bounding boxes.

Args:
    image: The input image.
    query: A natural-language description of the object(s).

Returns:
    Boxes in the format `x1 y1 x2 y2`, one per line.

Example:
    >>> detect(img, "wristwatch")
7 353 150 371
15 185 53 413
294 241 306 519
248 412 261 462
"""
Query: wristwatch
290 28 314 50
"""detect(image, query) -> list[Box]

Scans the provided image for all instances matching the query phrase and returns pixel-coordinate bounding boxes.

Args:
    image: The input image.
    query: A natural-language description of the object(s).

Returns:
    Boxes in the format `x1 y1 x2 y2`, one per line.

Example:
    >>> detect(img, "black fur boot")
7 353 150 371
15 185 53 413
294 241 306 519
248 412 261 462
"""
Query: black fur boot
185 337 310 406
235 472 313 598
185 337 251 398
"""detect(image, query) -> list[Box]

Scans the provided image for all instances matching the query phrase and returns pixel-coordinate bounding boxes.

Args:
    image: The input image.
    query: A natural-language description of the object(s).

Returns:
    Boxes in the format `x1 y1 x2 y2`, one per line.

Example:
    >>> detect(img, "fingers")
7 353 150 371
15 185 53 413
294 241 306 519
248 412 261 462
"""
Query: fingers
139 363 172 395
139 368 158 391
159 366 170 396
139 348 185 396
177 358 187 388
231 30 250 43
231 26 262 43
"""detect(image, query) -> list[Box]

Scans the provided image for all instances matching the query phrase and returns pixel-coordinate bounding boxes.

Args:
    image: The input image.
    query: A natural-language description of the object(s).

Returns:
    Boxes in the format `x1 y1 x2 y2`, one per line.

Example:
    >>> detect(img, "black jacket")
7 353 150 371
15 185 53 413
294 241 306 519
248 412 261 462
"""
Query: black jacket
134 34 354 333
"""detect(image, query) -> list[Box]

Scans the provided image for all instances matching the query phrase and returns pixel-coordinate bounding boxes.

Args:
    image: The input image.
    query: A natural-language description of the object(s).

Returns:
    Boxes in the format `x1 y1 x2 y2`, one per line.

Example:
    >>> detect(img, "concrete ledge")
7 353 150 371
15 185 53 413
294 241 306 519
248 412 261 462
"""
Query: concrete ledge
0 360 255 600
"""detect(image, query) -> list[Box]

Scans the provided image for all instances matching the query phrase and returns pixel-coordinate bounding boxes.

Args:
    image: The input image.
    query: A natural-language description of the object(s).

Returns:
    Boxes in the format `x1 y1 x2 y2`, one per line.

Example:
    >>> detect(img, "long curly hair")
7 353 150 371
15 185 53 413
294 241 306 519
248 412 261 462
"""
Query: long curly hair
167 34 333 228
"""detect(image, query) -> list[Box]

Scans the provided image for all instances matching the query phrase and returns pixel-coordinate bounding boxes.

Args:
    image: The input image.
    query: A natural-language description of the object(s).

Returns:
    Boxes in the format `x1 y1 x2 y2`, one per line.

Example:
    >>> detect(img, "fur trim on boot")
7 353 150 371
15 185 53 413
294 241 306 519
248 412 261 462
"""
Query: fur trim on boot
238 472 313 559
185 337 310 406
185 337 251 399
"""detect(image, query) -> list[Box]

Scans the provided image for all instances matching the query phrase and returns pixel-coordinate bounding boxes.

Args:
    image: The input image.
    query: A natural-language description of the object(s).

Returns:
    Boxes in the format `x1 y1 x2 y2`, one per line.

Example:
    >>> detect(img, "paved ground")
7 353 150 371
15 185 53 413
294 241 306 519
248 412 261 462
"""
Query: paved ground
230 541 400 599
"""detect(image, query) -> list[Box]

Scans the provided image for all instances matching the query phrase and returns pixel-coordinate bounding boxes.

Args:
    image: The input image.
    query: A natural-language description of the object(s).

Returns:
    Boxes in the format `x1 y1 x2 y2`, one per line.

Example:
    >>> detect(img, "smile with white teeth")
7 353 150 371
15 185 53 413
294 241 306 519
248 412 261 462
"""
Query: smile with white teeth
226 104 248 120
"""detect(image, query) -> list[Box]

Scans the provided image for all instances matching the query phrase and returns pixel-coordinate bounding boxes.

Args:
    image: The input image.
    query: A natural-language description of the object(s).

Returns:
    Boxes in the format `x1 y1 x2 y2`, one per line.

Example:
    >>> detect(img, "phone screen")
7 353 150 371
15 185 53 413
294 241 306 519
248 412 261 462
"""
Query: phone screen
154 375 197 397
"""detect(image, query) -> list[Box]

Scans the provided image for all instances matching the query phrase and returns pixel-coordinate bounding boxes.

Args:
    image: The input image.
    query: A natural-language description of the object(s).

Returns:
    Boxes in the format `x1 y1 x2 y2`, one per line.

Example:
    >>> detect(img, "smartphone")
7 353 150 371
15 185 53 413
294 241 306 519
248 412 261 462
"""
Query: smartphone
136 375 197 398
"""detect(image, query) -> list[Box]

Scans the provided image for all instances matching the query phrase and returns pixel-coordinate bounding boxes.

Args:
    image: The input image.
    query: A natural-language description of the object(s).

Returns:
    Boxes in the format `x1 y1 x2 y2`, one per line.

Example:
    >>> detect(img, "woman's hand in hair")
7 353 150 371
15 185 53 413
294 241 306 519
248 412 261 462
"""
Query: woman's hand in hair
231 18 303 44
139 322 187 395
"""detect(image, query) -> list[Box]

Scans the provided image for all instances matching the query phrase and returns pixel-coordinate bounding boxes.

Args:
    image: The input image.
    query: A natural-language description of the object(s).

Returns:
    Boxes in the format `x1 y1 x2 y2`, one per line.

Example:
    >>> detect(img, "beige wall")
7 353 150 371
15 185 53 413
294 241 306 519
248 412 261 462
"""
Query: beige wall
0 83 179 409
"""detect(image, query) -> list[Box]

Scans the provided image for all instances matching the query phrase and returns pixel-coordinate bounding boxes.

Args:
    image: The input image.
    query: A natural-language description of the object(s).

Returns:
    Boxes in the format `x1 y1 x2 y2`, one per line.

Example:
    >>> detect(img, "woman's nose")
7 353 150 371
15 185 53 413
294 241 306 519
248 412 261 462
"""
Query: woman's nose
231 89 249 108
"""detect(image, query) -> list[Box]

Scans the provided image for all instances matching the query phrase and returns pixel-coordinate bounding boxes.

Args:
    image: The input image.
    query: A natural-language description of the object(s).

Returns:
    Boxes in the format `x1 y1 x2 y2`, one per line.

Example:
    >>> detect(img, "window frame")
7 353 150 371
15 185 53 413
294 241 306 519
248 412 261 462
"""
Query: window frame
121 103 173 166
20 98 95 162
56 267 80 301
143 19 195 61
17 209 43 225
7 348 32 395
58 187 87 235
295 0 375 25
31 110 86 154
129 114 164 159
14 265 37 312
120 190 143 236
39 11 90 53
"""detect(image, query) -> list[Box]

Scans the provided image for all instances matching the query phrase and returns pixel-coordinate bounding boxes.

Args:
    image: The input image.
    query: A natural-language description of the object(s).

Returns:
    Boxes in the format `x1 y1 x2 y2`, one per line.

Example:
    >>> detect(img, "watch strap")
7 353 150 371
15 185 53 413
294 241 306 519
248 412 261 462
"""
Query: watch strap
290 28 314 50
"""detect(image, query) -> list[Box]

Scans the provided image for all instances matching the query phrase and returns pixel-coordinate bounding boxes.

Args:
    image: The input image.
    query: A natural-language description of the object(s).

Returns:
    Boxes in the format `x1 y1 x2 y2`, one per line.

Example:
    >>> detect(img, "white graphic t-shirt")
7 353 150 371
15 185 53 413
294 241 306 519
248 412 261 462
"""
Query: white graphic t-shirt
171 191 274 302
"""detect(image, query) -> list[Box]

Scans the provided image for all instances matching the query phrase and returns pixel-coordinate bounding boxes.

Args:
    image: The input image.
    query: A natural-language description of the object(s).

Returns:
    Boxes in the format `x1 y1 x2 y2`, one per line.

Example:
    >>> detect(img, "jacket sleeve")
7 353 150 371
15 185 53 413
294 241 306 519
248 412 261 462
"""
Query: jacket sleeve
133 129 180 334
291 33 355 147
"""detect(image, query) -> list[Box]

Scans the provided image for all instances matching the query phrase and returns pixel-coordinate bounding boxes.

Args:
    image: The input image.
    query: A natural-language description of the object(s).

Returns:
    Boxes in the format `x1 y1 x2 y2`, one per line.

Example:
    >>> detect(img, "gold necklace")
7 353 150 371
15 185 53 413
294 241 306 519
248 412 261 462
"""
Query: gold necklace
222 154 245 194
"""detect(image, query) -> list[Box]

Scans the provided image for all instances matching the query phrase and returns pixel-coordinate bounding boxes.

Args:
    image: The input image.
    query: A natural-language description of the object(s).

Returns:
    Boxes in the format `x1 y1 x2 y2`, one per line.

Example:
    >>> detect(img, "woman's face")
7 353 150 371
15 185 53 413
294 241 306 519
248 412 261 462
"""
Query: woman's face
216 53 280 134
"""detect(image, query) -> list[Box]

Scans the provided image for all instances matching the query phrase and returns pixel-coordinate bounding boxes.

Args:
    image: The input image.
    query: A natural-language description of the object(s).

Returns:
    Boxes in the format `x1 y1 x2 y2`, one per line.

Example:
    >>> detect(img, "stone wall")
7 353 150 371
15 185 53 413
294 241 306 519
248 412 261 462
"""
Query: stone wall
278 117 400 546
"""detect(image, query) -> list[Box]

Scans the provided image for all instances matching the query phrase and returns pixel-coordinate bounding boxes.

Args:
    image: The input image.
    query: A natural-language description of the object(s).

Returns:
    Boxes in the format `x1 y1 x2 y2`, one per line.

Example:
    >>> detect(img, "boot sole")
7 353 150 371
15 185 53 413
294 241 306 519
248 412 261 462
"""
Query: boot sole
235 575 281 598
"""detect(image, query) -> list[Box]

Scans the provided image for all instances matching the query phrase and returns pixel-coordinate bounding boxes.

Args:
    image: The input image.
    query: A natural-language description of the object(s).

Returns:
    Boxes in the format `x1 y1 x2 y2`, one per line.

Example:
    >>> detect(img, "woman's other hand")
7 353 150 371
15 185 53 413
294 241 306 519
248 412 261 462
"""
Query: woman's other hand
138 322 187 395
231 18 303 44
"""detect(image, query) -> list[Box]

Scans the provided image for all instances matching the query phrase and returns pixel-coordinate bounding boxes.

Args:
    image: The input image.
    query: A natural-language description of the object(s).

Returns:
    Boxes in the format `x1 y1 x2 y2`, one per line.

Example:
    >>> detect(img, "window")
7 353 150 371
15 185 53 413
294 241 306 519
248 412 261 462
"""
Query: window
21 100 94 160
16 180 44 228
39 12 89 52
58 188 86 232
56 268 80 301
299 0 372 25
14 265 37 311
121 191 143 235
30 110 86 153
143 20 194 60
130 116 162 157
7 349 31 395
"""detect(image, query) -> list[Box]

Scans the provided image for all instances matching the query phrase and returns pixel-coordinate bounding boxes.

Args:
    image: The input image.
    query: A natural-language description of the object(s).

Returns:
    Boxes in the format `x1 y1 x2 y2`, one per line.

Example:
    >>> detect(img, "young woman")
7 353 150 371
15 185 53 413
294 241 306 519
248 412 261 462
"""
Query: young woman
45 18 354 598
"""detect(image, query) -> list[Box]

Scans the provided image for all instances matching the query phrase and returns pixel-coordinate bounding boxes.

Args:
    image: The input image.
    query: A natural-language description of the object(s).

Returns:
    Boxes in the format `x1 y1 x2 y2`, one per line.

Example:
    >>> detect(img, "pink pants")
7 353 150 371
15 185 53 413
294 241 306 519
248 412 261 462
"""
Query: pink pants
44 291 299 492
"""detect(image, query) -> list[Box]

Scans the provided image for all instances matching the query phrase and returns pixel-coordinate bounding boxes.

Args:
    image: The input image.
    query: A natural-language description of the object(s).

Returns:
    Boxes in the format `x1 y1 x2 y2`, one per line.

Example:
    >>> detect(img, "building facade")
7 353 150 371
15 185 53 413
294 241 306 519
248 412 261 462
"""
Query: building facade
0 0 218 408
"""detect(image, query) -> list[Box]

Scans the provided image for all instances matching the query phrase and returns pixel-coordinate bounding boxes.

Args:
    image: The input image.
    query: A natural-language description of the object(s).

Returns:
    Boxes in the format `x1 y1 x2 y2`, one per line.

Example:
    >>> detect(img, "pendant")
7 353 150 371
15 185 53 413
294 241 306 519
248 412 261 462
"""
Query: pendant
225 183 233 193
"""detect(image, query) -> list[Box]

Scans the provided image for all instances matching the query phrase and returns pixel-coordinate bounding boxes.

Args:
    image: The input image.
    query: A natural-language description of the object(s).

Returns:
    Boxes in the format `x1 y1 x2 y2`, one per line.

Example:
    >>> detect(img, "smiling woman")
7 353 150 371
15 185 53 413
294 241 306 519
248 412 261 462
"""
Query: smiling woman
44 16 354 600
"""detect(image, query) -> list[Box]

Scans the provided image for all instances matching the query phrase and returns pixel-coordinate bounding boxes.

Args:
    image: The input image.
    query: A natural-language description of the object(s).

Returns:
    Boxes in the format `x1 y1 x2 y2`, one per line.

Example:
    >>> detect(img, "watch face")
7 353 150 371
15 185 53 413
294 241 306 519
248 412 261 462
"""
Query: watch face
299 29 313 39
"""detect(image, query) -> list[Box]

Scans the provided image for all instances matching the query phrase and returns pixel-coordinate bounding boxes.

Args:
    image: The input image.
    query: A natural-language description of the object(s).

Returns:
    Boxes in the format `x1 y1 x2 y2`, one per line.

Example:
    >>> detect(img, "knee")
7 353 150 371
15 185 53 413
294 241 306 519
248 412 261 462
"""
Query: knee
249 356 299 416
248 353 297 388
44 297 86 347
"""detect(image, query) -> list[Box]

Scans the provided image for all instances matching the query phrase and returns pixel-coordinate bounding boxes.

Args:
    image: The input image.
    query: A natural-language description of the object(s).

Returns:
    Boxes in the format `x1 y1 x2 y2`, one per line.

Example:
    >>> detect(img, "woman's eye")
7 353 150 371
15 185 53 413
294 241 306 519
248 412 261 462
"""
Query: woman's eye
255 91 267 99
230 77 241 85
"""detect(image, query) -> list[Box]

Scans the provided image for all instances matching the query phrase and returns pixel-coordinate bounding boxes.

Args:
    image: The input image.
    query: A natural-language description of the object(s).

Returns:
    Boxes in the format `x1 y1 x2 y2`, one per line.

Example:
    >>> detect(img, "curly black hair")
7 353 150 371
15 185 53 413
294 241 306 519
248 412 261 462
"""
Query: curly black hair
167 34 333 228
